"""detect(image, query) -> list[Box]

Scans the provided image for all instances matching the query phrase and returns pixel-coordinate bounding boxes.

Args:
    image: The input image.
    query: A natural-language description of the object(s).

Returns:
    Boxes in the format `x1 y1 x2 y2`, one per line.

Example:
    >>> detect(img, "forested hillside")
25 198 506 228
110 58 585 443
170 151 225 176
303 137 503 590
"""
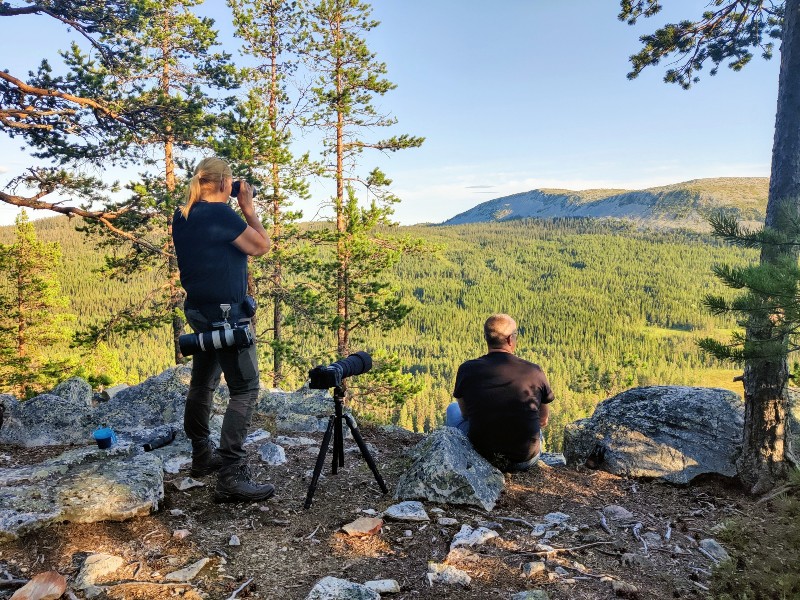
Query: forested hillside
0 215 754 450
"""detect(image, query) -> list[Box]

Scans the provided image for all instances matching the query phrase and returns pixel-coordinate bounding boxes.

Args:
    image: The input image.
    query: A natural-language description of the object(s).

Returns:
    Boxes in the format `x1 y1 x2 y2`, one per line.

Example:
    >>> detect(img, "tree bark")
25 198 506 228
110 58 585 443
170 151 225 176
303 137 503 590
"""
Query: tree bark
739 0 800 493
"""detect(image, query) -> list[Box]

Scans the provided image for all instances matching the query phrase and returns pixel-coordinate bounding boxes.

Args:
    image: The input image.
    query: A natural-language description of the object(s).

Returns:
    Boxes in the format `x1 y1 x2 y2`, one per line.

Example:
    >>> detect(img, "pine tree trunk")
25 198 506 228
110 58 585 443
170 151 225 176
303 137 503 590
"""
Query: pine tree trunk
739 0 800 493
334 22 347 358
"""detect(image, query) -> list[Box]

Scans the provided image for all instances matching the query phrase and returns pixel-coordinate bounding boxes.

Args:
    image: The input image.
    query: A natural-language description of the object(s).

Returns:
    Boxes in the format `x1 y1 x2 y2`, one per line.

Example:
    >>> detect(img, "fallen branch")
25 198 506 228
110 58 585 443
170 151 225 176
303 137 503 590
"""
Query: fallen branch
756 483 795 505
697 547 720 564
306 524 322 539
517 541 616 556
227 578 253 600
0 579 28 589
497 516 537 529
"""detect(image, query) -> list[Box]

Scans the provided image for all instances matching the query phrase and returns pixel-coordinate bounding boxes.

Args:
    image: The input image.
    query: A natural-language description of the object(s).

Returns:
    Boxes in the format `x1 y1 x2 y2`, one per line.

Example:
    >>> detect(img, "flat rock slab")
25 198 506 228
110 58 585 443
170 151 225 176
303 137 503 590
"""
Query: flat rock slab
427 562 471 587
451 524 499 550
305 576 380 600
9 571 66 600
563 386 744 484
164 558 210 582
0 446 164 541
395 427 504 511
383 501 429 522
341 517 383 537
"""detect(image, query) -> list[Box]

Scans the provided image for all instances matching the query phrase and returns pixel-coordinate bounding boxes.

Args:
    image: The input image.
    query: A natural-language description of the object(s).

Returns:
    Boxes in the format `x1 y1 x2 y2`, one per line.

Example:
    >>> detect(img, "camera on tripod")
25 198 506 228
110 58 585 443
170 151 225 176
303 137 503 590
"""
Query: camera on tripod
309 351 372 390
178 321 254 356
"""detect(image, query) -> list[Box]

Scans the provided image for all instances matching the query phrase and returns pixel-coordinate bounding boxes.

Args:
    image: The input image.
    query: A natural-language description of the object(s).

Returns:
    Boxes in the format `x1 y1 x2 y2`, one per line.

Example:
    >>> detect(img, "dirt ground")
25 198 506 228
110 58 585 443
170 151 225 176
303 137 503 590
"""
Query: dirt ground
0 418 756 600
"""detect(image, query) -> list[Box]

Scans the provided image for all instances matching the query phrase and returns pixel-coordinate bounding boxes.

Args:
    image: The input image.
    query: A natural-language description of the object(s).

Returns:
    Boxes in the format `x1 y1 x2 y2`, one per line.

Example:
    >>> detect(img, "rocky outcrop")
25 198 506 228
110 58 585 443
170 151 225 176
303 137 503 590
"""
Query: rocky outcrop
0 393 95 447
563 386 744 483
0 444 163 541
51 377 94 407
394 427 504 511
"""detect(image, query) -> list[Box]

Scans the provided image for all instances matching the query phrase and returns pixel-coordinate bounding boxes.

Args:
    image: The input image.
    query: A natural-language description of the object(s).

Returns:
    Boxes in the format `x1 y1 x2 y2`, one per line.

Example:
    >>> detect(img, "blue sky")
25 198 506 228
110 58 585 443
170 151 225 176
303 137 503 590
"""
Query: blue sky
0 1 781 225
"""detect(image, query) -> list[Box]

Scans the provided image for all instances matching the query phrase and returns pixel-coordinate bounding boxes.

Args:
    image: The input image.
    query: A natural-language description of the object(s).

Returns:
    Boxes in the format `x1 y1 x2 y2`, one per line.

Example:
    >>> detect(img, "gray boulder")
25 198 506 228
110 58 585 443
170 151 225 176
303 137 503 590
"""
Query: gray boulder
0 393 94 446
95 366 191 432
306 576 380 600
0 445 163 540
394 427 504 511
563 386 744 483
52 377 94 407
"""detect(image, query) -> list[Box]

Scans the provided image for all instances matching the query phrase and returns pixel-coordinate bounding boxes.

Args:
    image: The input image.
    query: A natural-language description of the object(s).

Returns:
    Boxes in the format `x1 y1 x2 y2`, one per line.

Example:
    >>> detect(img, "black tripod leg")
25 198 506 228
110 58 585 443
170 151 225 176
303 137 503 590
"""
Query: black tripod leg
304 415 336 509
343 414 389 494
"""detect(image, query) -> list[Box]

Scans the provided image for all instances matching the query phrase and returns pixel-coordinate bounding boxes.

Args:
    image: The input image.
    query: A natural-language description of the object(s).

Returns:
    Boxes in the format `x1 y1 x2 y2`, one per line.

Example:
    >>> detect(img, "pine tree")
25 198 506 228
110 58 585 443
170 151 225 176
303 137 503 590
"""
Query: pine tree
0 211 73 398
620 0 799 491
303 0 424 357
222 0 314 387
71 0 238 364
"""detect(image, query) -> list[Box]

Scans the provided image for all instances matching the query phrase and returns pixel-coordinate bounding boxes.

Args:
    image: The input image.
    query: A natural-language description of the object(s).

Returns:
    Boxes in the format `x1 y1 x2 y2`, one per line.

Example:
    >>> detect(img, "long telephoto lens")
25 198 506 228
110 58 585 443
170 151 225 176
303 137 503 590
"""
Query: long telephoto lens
308 351 372 389
178 325 253 357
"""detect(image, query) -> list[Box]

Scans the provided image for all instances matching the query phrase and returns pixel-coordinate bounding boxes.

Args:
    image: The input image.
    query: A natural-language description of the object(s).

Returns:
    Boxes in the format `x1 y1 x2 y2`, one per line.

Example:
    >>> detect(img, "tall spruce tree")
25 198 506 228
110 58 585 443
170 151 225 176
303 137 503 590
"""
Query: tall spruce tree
620 0 799 492
222 0 314 387
303 0 424 357
0 211 73 398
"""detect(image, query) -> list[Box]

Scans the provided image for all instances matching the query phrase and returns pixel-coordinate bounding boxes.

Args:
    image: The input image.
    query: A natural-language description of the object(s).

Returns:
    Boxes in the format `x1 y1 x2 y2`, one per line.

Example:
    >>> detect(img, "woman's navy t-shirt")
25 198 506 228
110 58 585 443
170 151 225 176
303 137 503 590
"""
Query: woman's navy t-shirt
172 202 248 308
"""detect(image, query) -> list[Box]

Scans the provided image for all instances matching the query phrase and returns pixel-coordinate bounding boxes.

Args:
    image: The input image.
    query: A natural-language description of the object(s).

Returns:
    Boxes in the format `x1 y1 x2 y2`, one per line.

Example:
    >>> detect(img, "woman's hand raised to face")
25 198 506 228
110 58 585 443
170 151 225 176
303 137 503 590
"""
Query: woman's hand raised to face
236 182 255 216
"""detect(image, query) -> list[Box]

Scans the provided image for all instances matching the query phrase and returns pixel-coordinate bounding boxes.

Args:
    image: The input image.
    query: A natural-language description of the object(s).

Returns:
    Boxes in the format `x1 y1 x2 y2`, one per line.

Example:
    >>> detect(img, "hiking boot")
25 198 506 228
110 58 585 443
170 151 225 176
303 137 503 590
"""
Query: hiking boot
214 463 275 503
190 438 223 477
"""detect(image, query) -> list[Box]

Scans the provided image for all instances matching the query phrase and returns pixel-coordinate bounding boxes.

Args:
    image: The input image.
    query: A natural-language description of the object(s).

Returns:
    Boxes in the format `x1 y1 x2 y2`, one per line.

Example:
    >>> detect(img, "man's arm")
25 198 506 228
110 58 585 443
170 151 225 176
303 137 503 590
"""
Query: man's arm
539 402 549 428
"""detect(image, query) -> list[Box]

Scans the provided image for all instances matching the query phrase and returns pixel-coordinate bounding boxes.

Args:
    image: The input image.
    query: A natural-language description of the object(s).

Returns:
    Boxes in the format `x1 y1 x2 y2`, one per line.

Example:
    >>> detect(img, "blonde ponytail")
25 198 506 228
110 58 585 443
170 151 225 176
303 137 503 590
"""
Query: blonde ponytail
180 157 233 218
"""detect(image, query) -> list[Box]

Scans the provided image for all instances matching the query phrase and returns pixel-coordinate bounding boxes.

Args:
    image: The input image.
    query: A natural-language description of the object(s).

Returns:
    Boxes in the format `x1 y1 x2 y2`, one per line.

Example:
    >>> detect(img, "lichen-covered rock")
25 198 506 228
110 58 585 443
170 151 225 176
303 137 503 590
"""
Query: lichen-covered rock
394 427 504 511
0 446 163 540
258 442 287 466
258 387 332 417
563 386 744 484
0 393 94 446
52 377 94 407
94 366 191 431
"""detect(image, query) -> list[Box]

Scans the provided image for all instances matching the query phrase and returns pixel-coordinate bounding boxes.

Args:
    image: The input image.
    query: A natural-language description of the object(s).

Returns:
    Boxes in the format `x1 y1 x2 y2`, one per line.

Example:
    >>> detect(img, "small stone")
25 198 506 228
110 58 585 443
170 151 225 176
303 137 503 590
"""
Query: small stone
163 457 192 474
362 508 378 516
169 509 186 517
164 558 210 582
438 517 458 526
611 580 640 598
341 517 383 537
511 590 550 600
258 442 287 465
430 507 445 514
444 547 481 564
306 576 379 600
542 530 559 541
553 566 569 576
174 477 205 491
521 561 546 578
642 531 662 548
540 452 567 467
364 579 401 594
403 530 413 537
699 538 731 562
620 553 651 568
228 535 241 546
75 554 125 589
426 562 471 587
275 435 316 447
172 529 190 540
543 512 570 525
603 505 634 521
534 543 555 553
531 524 547 537
450 524 499 550
243 428 271 446
383 500 430 522
9 571 66 600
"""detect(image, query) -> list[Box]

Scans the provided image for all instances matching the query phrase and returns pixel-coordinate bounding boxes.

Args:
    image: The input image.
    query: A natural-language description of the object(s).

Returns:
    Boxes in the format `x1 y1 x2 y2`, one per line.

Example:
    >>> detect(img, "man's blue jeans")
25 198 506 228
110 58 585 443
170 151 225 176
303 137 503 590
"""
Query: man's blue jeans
444 401 541 471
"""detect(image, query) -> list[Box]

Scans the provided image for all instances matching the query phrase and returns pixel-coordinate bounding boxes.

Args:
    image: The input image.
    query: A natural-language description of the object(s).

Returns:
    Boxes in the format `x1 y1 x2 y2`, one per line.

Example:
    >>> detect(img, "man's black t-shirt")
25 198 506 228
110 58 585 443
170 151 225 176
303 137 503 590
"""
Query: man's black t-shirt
453 352 554 463
172 202 248 308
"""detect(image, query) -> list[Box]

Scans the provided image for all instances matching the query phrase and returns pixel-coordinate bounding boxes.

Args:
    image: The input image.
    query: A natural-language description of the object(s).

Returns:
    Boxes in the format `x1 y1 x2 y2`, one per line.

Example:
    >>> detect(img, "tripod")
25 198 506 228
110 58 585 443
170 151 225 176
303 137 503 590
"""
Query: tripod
304 385 388 509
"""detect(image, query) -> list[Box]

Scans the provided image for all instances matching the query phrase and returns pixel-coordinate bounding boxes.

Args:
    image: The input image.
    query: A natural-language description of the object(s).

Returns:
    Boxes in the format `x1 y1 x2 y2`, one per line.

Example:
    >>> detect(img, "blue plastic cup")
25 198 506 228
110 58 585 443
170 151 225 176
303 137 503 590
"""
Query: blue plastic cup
93 426 117 449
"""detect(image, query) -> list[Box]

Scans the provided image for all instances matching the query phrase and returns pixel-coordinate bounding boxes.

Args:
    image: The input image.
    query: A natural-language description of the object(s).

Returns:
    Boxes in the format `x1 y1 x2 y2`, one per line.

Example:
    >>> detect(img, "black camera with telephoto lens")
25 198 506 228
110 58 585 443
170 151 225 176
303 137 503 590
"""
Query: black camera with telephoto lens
230 180 258 198
309 351 372 389
178 322 254 357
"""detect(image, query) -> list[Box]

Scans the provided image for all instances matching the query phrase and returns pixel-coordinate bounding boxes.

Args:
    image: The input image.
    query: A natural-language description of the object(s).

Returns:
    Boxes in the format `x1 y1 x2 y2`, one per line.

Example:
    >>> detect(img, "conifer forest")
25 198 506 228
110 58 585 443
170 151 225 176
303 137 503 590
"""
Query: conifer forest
0 1 772 452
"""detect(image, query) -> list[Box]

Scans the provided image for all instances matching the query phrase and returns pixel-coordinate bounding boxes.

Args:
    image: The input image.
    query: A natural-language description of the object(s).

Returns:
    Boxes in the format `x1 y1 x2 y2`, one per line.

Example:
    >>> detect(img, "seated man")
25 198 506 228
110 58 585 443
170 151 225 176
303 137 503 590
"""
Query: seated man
446 313 554 470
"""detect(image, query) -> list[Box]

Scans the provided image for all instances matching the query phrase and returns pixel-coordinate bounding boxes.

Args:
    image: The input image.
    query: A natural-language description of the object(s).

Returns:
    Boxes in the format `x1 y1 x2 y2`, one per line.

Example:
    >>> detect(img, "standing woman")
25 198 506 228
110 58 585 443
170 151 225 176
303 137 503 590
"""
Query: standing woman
172 157 274 502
